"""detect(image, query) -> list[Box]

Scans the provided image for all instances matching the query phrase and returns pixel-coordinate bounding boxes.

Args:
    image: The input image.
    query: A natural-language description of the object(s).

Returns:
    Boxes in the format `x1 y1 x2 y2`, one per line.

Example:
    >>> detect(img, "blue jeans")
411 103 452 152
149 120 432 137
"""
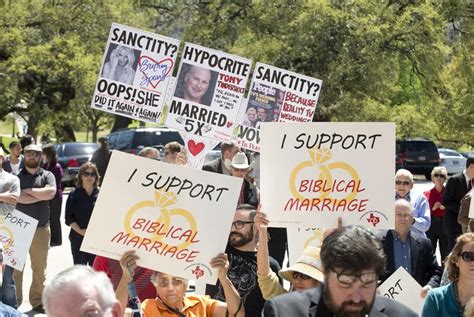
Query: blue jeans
1 265 17 309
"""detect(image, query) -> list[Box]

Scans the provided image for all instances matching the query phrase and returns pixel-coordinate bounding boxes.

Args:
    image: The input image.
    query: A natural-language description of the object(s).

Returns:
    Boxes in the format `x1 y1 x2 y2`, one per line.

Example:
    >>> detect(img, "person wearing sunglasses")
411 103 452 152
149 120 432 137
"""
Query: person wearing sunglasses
378 199 442 299
255 210 322 299
423 166 449 263
395 169 431 238
117 251 244 317
421 232 474 317
263 226 417 316
65 162 100 265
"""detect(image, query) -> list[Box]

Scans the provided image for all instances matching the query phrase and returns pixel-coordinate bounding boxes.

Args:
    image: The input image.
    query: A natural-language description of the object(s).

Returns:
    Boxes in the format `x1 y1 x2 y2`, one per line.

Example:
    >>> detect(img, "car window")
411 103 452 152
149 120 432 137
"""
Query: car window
446 150 462 157
405 142 437 153
63 144 98 156
108 133 119 148
132 131 183 147
116 130 134 150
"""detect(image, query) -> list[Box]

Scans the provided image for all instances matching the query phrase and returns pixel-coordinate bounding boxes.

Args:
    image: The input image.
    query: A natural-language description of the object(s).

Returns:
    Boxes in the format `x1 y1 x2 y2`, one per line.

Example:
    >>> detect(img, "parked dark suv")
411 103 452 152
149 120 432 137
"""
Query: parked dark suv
55 142 99 187
107 128 183 155
396 139 440 180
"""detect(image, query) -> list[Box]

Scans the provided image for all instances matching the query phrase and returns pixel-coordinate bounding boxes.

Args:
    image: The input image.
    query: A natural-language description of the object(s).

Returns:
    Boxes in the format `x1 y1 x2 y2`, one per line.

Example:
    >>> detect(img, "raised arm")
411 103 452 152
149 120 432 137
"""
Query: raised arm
211 253 245 317
116 250 140 310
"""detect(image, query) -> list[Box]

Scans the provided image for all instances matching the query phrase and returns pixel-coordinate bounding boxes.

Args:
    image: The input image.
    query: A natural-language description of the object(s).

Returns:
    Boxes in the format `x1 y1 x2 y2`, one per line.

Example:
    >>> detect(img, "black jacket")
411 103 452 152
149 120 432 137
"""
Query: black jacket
262 285 418 317
379 230 441 288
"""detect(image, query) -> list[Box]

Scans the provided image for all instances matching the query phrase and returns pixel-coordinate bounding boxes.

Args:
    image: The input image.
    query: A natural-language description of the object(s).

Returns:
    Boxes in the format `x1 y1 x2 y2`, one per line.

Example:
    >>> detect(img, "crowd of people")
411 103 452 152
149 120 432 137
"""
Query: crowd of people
0 136 473 316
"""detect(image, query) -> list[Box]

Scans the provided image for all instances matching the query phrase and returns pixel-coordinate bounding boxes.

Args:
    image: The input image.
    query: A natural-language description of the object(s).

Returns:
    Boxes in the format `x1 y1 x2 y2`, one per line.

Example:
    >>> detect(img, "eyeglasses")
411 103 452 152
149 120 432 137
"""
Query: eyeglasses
232 220 254 229
433 174 446 178
332 270 377 286
82 172 97 177
395 180 411 186
459 251 474 262
292 272 312 280
395 214 411 220
156 277 185 288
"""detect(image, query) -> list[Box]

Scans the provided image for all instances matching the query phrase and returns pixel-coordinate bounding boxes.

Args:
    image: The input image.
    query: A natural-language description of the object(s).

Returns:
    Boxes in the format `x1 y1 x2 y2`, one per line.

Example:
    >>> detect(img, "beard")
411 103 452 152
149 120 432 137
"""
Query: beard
228 228 253 248
323 285 374 317
25 158 40 169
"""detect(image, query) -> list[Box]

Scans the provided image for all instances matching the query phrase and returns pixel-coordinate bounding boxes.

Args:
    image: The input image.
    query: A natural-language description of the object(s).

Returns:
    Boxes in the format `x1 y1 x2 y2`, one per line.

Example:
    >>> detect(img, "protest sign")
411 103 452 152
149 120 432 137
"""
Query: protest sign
81 151 242 284
260 122 395 229
377 267 424 315
91 23 180 123
287 226 324 265
0 210 38 271
469 195 474 219
234 63 322 152
166 43 251 142
180 133 219 170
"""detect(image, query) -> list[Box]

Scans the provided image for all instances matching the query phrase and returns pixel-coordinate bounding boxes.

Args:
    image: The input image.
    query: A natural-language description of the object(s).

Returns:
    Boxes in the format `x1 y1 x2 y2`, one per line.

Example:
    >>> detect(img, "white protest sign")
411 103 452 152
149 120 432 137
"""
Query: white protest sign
91 23 180 123
377 267 424 315
234 63 322 152
180 133 219 170
469 194 474 219
0 210 38 271
261 122 395 229
81 151 242 284
166 43 251 142
287 226 324 265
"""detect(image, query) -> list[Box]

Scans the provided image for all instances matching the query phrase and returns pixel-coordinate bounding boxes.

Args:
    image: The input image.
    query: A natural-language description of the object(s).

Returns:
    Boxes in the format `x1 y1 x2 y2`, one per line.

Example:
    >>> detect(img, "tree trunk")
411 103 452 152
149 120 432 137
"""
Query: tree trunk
110 115 132 132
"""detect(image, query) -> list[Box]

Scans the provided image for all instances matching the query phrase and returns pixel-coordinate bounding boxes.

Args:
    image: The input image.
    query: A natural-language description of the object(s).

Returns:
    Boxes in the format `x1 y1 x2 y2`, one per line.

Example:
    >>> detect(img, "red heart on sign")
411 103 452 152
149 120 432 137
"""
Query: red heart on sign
187 140 205 156
227 121 233 128
138 56 174 89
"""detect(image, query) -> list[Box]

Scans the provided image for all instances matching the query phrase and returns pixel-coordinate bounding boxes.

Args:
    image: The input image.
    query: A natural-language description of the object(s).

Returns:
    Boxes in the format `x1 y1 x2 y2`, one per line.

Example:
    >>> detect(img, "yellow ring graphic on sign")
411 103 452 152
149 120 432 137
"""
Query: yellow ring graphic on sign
0 225 14 251
304 228 324 248
289 148 360 203
123 191 196 251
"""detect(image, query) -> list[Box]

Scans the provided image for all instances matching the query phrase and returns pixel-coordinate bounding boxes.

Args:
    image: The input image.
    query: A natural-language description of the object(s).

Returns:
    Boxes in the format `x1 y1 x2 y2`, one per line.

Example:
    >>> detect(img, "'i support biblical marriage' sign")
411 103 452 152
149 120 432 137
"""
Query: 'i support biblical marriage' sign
260 122 395 229
81 151 242 284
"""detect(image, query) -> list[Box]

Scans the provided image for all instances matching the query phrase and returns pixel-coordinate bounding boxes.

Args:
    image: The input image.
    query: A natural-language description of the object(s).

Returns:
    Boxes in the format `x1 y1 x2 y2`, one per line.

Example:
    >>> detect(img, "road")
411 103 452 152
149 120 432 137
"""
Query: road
17 180 434 315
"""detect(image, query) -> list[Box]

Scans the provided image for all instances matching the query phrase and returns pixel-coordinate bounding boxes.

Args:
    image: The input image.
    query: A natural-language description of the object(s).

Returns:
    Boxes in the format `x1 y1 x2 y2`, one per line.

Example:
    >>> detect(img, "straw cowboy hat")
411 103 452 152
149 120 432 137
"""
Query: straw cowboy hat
279 246 324 283
224 152 256 170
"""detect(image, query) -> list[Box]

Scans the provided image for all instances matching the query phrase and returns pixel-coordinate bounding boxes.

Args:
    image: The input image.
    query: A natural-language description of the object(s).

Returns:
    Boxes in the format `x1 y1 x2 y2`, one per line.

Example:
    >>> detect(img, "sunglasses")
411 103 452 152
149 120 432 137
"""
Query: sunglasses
156 277 185 288
459 251 474 262
395 180 411 186
292 272 312 280
82 172 97 177
433 174 446 178
332 269 377 286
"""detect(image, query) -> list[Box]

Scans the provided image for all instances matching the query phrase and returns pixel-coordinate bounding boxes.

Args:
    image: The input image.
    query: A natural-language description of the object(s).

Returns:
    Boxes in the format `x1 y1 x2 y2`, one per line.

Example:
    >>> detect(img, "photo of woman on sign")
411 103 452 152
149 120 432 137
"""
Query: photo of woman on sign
174 63 218 106
101 44 138 85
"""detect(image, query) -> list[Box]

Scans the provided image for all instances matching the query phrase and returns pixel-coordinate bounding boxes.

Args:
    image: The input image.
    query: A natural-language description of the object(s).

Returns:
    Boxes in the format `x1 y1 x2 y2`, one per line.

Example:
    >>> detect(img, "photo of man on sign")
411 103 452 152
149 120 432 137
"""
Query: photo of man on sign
174 63 218 106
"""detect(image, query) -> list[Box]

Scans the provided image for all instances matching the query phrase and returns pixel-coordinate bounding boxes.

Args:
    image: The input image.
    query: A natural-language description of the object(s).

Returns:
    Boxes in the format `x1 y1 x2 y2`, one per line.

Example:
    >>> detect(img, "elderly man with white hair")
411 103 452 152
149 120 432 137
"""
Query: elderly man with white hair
395 169 431 237
43 265 122 317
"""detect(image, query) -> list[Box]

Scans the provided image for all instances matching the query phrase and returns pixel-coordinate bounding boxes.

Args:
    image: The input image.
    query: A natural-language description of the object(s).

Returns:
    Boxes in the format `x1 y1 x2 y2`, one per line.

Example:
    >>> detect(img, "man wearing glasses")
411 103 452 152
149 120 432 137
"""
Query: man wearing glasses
206 204 281 317
263 226 417 316
395 169 431 238
378 200 441 299
13 144 56 314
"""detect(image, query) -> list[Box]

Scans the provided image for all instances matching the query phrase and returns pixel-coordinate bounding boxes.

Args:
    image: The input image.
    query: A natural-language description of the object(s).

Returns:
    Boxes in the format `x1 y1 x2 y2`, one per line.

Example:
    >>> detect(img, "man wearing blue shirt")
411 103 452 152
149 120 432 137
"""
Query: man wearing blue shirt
395 169 430 237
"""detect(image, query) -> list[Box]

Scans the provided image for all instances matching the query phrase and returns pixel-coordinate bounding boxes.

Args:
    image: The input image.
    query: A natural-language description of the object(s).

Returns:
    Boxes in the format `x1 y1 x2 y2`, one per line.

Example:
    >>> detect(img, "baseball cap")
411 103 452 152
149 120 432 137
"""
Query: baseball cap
24 144 42 152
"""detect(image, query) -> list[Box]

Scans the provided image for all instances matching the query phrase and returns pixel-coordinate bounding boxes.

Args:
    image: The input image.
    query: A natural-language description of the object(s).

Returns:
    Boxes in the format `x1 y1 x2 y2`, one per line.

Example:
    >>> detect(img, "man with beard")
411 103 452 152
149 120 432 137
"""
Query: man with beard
206 204 281 317
13 144 56 313
263 226 417 317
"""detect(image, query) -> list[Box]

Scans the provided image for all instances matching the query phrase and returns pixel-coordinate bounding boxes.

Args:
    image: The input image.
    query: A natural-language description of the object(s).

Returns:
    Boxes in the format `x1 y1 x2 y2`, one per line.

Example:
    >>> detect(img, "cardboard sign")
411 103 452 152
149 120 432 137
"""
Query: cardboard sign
91 23 180 123
0 210 38 271
377 267 424 315
469 194 473 219
287 226 324 265
180 133 219 170
81 151 242 284
166 43 251 142
260 122 395 229
234 63 322 152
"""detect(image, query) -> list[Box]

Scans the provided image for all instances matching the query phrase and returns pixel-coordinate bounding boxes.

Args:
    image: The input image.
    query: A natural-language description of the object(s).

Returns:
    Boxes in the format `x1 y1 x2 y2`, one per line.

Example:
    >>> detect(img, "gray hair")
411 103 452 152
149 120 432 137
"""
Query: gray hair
395 199 412 212
395 169 414 183
431 166 448 179
43 265 117 315
138 147 160 160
